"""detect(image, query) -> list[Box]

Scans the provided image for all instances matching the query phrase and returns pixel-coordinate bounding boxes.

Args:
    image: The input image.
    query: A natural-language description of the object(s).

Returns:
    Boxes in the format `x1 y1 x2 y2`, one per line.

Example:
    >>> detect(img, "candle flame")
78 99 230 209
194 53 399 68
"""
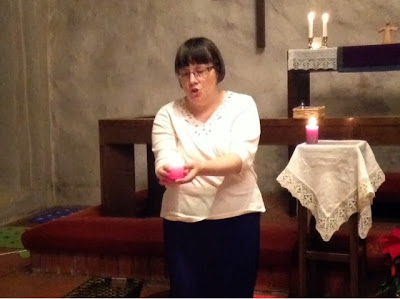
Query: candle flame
169 155 185 168
308 116 317 127
322 13 329 23
311 37 322 49
308 11 315 22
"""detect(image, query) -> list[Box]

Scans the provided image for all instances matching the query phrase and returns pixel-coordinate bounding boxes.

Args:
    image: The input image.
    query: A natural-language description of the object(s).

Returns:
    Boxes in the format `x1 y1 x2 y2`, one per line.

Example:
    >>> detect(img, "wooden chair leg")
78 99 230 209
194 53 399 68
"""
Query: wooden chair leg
359 239 367 297
288 196 297 217
298 205 308 296
349 214 359 297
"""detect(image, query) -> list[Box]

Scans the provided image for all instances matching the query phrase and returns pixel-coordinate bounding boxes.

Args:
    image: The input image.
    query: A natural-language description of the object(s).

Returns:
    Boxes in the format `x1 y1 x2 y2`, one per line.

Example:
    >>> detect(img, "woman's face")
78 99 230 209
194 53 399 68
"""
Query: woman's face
177 63 218 105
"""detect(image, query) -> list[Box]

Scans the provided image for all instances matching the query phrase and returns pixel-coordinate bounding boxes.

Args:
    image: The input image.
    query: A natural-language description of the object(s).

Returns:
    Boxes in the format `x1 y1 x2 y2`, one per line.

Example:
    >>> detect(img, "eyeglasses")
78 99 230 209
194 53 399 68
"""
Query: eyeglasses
177 66 214 81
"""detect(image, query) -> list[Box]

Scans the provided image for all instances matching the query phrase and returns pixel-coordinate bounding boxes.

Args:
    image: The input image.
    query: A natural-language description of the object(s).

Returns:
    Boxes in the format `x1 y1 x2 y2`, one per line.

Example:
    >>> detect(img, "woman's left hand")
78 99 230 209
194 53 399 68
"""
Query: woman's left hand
174 161 203 184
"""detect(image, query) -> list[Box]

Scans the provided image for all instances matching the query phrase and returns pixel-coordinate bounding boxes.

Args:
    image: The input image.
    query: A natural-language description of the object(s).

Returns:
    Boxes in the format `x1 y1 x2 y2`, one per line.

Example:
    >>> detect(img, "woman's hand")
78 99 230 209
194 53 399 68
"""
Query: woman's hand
156 161 203 185
155 164 175 186
156 163 194 186
157 155 240 185
174 161 203 184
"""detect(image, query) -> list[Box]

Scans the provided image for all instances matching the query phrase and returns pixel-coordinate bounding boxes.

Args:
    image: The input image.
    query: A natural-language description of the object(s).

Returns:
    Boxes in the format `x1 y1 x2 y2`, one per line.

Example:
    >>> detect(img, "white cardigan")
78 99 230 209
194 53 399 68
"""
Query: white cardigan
152 91 265 222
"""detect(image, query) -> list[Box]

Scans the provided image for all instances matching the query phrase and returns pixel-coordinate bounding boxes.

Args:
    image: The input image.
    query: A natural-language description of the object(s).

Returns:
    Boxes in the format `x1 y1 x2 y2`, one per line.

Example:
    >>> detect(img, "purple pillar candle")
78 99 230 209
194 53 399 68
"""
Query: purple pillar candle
306 117 319 144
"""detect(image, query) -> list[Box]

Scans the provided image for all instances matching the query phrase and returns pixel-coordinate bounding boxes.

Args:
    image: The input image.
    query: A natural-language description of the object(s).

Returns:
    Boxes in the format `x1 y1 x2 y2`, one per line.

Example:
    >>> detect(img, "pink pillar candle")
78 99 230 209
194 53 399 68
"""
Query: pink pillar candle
306 117 319 144
168 155 185 180
168 166 185 180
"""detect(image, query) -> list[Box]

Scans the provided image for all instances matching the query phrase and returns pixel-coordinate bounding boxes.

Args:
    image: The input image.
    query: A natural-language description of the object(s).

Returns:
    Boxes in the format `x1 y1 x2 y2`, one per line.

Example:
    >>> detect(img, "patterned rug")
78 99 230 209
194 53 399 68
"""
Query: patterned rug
64 278 143 298
31 207 82 223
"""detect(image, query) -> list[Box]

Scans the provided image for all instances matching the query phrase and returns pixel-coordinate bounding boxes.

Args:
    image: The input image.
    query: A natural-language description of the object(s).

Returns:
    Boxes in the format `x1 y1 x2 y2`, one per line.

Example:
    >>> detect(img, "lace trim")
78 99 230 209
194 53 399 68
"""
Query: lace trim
179 91 232 137
288 48 338 70
277 167 385 241
290 58 337 70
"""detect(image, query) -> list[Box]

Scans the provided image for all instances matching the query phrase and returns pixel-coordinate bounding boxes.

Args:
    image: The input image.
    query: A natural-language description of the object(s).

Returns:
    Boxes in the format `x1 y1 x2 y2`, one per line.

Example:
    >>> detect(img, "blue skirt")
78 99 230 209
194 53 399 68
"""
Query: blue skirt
163 212 261 298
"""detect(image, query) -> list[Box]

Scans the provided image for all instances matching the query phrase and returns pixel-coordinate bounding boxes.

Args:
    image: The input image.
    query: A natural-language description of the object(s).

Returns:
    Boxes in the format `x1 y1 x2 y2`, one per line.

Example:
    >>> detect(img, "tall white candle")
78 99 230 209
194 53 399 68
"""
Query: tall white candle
307 12 315 38
322 13 329 37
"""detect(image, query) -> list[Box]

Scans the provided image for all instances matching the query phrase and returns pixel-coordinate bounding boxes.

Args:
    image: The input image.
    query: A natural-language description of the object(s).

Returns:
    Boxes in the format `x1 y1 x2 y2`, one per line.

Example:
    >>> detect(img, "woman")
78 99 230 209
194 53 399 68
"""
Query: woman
152 37 265 298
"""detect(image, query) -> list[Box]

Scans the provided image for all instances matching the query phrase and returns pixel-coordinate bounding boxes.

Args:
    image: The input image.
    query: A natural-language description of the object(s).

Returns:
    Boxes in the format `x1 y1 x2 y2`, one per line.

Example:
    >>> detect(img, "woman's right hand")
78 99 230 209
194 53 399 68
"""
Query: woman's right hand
155 164 173 186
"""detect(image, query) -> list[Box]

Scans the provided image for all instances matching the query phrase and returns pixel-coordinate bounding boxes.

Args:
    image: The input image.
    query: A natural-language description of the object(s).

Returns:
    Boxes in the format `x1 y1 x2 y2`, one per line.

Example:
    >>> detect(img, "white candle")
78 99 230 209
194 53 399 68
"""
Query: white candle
322 13 329 37
307 11 315 38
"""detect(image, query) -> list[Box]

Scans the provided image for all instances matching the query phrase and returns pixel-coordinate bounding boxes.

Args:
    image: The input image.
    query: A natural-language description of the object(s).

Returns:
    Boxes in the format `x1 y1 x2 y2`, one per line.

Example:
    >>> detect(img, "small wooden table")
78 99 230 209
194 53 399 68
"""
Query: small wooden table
277 140 385 296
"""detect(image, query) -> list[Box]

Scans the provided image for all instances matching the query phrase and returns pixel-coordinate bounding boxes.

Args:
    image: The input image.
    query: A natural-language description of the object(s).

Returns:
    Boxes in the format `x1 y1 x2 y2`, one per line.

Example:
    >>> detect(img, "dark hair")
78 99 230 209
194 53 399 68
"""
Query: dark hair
174 37 225 83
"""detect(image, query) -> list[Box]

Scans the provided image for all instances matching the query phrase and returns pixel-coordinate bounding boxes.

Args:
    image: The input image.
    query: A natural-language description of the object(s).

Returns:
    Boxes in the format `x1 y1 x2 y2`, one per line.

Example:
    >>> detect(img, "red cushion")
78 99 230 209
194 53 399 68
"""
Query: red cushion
22 206 299 268
22 206 164 256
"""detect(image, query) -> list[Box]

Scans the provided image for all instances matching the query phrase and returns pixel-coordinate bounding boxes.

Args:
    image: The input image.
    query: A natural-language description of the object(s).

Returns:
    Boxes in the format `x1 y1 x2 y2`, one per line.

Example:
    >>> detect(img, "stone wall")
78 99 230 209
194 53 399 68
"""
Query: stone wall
0 0 52 224
0 0 399 224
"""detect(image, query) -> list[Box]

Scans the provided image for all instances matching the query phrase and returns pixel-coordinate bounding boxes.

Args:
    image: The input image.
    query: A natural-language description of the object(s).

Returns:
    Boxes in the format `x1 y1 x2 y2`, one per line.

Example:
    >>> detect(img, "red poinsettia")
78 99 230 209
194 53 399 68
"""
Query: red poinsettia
379 228 400 276
376 228 400 297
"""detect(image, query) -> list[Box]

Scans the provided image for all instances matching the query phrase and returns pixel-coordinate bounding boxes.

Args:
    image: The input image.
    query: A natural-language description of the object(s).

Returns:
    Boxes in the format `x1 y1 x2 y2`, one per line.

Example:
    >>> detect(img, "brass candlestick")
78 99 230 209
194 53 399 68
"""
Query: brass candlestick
308 37 313 49
322 36 328 48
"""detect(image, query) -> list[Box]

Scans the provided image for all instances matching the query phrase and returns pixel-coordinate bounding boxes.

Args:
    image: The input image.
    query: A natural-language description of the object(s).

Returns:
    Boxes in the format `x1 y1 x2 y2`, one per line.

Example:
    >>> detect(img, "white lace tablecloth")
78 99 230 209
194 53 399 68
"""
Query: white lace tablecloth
288 47 338 70
277 140 385 241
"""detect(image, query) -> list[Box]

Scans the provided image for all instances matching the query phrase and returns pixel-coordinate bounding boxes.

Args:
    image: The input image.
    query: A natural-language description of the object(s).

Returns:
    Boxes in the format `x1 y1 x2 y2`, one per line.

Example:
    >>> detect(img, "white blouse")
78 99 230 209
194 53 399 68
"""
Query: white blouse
152 91 265 222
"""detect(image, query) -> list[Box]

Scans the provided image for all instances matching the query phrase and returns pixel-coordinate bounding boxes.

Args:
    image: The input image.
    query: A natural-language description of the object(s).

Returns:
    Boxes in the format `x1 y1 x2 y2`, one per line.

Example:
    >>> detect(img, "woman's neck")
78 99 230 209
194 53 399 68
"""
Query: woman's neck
186 90 226 123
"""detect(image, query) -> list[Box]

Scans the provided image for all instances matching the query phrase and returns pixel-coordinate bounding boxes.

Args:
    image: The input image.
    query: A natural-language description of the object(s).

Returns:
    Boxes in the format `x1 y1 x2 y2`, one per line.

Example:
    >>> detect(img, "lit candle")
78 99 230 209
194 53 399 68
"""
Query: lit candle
306 116 319 144
307 11 315 38
322 13 329 37
168 155 185 180
311 37 322 49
